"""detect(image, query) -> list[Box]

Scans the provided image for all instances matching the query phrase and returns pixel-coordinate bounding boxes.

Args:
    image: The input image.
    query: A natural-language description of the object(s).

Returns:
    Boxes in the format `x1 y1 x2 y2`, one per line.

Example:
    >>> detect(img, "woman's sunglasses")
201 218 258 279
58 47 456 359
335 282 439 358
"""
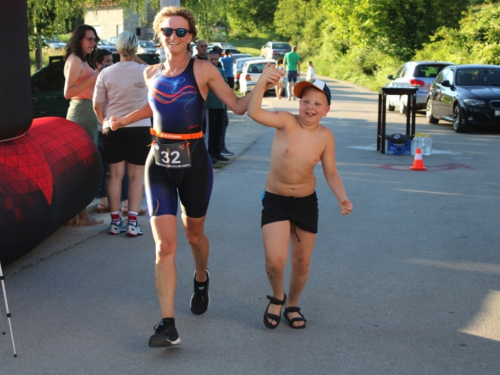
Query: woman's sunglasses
160 28 190 38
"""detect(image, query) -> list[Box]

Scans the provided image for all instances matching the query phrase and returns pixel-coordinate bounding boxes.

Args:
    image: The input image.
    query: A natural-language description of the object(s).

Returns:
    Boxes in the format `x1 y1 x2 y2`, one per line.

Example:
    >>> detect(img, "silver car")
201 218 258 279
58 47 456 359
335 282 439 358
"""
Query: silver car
137 40 157 55
239 59 276 94
386 61 454 114
260 41 291 60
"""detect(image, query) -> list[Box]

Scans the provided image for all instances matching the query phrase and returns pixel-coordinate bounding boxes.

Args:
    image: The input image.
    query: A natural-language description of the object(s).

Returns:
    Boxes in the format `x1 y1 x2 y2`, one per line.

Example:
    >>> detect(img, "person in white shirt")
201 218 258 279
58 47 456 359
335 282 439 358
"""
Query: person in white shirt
306 61 316 82
93 31 150 237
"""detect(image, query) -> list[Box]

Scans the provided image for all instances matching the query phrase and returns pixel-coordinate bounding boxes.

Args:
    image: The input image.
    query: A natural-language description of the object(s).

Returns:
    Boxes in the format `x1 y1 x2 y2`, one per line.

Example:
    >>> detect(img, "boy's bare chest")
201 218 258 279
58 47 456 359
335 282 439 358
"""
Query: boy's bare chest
272 132 323 164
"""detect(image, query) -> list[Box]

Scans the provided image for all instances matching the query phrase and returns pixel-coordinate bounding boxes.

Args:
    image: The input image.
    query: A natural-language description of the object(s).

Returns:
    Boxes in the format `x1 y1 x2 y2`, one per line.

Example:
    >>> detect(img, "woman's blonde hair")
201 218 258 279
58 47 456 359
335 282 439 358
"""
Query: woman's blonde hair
153 6 197 52
116 31 138 58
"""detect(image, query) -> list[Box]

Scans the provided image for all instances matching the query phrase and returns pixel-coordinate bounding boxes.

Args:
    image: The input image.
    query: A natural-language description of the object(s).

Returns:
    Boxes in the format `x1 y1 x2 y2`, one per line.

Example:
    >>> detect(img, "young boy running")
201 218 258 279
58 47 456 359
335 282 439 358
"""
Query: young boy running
247 64 353 329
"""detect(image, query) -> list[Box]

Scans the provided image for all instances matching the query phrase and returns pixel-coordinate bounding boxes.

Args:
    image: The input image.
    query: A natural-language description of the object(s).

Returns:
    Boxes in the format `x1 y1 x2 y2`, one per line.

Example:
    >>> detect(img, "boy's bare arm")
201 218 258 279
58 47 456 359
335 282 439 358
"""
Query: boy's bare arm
321 130 353 215
247 64 289 129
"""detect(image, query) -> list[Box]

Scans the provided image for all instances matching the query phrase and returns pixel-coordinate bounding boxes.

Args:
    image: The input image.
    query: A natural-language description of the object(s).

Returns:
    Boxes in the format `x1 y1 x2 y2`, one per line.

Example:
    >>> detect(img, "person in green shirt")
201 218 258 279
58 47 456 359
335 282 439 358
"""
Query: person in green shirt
283 46 301 100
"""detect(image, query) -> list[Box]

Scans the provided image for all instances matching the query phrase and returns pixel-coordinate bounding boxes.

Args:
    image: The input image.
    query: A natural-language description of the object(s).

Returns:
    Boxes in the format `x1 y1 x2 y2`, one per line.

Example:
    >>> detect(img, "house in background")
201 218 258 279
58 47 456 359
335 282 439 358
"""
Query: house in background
85 1 157 42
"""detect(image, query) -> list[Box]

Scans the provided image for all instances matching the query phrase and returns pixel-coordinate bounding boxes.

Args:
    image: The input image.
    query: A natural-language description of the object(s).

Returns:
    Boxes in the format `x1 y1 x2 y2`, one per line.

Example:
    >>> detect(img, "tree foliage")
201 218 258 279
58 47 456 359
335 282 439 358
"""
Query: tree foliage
415 4 500 65
321 0 470 61
226 0 279 35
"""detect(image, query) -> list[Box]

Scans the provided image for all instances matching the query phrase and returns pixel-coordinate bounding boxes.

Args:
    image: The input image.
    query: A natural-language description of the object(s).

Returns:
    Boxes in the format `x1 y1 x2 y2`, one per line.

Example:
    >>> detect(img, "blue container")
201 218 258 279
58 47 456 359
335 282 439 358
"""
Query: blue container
386 140 411 155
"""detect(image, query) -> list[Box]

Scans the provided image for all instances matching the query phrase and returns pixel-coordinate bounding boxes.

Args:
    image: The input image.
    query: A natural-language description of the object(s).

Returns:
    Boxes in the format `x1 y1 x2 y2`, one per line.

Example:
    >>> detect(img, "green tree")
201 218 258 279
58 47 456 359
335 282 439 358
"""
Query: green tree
415 4 500 65
321 0 470 61
226 0 279 35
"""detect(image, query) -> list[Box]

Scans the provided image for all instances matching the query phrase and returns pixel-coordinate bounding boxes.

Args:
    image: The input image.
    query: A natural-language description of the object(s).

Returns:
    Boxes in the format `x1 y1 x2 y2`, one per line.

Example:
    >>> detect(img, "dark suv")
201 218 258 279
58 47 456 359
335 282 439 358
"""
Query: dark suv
31 54 160 118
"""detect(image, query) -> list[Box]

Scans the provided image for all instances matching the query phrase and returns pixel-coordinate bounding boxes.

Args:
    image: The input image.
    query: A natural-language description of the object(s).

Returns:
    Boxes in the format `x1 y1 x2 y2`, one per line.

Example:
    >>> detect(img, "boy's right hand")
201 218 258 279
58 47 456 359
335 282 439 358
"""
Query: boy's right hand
339 197 353 215
260 63 285 87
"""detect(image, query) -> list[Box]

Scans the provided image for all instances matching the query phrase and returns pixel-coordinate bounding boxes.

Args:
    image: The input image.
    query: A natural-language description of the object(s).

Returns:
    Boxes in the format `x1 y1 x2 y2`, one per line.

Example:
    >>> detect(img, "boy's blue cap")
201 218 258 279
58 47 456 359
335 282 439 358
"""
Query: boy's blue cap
293 79 331 105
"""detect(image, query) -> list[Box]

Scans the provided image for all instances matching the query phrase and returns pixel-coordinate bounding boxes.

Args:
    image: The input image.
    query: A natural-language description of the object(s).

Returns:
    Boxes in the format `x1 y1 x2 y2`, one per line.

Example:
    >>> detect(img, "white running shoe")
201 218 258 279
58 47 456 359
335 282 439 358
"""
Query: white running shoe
126 223 144 237
109 221 127 235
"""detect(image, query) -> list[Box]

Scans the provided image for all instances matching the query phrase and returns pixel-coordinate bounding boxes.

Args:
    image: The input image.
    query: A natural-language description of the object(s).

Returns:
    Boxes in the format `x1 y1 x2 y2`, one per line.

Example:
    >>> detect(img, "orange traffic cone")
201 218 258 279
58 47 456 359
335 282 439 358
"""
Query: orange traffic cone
410 147 427 170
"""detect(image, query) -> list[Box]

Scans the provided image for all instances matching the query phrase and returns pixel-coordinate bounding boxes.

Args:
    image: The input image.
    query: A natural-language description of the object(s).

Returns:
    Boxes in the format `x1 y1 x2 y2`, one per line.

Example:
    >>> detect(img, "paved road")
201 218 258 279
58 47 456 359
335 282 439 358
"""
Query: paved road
2 77 500 374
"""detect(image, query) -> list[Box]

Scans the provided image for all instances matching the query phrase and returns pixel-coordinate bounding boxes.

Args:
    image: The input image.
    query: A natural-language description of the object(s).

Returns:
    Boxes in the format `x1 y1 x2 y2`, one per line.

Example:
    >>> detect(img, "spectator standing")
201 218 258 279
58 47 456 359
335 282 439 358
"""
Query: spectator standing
220 50 235 89
283 46 301 100
93 31 151 237
206 50 229 163
306 61 316 82
194 39 208 60
93 49 147 217
63 24 105 227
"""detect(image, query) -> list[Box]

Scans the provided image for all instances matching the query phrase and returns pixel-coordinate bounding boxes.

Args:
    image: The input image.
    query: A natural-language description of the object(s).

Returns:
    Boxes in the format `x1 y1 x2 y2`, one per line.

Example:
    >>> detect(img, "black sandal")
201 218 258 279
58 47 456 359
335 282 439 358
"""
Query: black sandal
283 306 307 329
263 294 287 329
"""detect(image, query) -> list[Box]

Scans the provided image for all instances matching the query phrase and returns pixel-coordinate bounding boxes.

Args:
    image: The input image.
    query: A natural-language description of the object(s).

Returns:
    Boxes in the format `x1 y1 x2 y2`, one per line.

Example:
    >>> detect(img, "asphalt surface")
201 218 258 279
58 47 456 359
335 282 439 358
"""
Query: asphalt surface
2 77 500 374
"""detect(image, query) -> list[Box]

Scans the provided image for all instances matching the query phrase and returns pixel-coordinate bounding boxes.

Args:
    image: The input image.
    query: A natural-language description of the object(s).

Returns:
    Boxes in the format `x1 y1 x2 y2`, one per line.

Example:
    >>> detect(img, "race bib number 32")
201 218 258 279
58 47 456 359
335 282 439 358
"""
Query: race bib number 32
153 141 192 168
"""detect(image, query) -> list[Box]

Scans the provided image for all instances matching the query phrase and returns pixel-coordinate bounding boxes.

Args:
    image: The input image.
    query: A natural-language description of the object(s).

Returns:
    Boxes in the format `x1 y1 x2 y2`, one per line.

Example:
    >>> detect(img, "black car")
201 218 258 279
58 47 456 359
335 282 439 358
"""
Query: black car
426 64 500 132
31 54 160 118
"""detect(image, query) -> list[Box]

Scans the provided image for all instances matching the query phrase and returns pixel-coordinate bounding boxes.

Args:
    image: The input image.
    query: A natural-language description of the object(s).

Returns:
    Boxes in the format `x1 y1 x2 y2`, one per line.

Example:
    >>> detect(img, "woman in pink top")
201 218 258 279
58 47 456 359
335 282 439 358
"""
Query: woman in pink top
63 24 104 227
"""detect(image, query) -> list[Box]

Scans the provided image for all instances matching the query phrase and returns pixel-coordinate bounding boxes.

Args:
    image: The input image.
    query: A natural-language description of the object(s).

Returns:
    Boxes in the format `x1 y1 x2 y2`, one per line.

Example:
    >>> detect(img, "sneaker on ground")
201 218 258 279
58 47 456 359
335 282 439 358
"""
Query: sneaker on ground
126 223 144 237
220 148 234 156
148 321 181 348
214 154 229 162
109 221 127 235
190 269 210 315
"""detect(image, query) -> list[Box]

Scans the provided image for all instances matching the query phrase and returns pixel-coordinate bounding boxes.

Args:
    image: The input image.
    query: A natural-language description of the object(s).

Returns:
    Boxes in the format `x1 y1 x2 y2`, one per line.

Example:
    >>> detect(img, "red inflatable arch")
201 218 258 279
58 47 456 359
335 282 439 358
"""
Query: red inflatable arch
0 1 103 265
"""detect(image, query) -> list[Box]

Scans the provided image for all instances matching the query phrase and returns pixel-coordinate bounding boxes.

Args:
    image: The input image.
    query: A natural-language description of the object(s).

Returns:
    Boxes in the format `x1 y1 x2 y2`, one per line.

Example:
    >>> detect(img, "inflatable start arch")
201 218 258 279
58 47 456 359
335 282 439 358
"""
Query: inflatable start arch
0 1 102 265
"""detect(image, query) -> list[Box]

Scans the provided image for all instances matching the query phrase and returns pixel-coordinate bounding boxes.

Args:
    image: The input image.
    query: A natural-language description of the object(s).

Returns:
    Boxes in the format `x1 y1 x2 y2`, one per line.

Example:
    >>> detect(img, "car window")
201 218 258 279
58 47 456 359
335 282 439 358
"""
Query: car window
248 63 268 74
237 57 261 70
414 64 449 78
32 62 65 92
445 69 454 85
434 70 445 84
273 43 290 49
395 65 406 78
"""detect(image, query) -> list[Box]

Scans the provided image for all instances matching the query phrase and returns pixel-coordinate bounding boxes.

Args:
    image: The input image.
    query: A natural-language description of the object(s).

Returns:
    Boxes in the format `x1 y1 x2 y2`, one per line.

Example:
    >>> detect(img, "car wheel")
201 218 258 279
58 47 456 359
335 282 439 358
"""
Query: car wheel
386 99 395 111
399 96 407 116
453 105 468 133
426 99 439 124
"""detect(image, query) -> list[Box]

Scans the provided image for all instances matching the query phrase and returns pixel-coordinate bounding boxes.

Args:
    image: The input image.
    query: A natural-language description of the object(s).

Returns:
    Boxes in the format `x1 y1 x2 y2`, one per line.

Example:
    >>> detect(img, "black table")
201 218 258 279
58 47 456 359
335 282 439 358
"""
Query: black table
377 87 417 154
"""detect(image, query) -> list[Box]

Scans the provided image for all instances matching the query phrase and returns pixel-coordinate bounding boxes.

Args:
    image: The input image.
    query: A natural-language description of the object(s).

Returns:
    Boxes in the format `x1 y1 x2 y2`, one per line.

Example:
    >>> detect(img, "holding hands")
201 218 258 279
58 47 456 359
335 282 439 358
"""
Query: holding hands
110 116 125 131
259 63 286 87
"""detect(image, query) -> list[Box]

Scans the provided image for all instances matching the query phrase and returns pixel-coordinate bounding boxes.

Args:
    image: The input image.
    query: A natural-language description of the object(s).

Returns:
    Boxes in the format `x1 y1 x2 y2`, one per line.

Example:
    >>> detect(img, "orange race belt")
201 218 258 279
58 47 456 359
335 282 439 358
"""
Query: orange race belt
150 128 203 140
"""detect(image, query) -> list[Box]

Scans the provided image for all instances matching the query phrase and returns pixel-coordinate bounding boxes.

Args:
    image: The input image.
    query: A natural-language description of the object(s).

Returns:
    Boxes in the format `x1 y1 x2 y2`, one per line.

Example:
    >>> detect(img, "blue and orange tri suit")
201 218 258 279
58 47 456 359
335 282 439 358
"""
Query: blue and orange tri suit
145 58 213 218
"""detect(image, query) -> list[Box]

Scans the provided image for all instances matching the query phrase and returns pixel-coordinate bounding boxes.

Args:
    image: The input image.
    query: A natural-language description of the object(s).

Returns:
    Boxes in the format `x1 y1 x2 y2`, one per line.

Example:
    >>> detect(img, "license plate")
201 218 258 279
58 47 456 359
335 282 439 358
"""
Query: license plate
496 110 500 116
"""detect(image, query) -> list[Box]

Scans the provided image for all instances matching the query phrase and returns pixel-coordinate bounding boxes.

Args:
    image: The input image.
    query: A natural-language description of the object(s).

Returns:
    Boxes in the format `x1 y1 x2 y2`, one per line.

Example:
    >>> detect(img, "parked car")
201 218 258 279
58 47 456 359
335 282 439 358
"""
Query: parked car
260 41 291 60
426 64 500 133
31 54 160 118
232 53 253 60
44 38 66 50
108 36 117 45
386 61 454 115
234 56 262 91
97 39 118 54
138 40 157 55
239 59 276 94
208 42 239 52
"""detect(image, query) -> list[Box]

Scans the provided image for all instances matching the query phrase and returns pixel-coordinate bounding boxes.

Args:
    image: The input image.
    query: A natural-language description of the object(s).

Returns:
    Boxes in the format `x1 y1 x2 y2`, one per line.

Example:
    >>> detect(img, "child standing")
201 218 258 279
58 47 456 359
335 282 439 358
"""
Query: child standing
247 64 353 329
306 60 316 82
